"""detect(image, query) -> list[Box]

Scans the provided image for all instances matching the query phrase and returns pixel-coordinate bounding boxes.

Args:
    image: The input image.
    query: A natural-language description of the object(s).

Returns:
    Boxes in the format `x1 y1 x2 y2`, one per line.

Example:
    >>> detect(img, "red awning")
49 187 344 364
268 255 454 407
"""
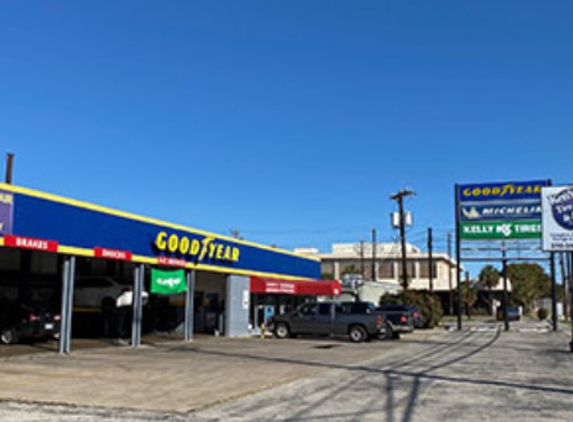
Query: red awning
250 277 341 296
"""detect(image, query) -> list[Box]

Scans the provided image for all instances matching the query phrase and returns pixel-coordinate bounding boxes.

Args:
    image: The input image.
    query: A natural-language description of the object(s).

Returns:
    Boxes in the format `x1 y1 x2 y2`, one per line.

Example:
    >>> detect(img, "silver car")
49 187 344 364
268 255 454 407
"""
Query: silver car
74 276 148 310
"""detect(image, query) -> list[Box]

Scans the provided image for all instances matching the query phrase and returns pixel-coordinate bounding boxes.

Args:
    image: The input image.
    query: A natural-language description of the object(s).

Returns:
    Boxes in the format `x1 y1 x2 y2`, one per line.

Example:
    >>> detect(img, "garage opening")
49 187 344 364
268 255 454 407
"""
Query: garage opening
70 257 139 349
0 248 61 356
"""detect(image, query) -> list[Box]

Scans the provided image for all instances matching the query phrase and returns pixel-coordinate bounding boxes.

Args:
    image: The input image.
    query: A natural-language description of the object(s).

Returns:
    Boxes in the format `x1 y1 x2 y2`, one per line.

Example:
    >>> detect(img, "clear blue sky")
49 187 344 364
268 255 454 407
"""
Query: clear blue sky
1 0 572 255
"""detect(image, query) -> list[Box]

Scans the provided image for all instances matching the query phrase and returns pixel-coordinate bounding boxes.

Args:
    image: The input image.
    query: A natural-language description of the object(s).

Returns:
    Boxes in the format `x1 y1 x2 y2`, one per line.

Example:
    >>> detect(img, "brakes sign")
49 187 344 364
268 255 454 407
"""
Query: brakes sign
4 235 59 252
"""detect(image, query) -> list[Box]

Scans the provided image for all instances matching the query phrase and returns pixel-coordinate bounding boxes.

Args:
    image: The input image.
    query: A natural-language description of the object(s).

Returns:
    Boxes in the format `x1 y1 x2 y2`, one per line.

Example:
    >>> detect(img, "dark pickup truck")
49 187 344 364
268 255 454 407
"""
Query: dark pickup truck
375 304 415 339
269 301 386 343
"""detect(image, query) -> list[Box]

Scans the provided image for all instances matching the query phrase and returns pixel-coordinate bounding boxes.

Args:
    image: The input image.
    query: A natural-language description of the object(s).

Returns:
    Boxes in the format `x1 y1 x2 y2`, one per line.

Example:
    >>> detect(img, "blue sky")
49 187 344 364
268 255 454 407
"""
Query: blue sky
1 0 572 256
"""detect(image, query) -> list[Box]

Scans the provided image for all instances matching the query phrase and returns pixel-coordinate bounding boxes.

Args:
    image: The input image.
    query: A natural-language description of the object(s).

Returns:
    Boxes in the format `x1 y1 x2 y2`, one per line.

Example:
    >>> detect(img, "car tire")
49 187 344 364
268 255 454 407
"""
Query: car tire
1 328 19 345
274 323 291 339
349 325 367 343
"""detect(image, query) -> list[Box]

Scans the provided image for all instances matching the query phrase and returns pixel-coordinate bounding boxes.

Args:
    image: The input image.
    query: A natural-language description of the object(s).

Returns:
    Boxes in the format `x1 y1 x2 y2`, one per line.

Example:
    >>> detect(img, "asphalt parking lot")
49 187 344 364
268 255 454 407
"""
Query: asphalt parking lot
2 321 573 421
0 330 424 413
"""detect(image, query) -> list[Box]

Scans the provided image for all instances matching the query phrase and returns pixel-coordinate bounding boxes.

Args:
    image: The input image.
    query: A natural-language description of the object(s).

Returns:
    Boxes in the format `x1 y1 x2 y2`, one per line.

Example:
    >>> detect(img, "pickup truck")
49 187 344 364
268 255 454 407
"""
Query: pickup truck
269 301 387 343
375 304 415 339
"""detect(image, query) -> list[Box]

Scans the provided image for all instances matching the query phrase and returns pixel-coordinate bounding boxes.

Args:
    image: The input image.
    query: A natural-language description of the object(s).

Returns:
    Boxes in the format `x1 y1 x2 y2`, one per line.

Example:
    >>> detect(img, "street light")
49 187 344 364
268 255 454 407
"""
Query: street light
390 188 415 294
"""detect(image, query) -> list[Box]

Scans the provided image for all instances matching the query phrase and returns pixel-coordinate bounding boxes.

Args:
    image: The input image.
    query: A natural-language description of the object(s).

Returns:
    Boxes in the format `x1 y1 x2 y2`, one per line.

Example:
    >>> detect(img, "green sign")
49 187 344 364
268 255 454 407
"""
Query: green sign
151 268 187 295
460 220 541 240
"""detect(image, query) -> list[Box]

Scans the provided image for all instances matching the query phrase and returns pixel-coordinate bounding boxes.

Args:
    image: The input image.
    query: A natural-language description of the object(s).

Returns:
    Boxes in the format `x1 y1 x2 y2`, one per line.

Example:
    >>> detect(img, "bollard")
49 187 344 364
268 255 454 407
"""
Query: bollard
260 323 265 340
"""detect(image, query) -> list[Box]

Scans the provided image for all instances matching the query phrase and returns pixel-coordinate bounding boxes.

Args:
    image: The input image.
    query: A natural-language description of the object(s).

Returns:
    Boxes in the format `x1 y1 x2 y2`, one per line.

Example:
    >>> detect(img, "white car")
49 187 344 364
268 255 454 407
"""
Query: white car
74 276 149 310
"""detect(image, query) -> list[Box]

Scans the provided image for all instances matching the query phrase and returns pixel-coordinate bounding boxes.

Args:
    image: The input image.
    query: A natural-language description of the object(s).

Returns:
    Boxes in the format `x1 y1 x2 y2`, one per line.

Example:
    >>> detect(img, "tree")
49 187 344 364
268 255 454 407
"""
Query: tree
460 281 478 318
479 265 500 291
506 263 550 312
380 290 443 328
341 265 361 276
478 265 500 314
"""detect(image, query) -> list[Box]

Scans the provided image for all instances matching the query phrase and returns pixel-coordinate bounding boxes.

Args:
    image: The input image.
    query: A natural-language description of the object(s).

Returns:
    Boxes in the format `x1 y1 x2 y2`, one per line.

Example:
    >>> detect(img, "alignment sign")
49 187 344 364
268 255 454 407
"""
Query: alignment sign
542 186 573 251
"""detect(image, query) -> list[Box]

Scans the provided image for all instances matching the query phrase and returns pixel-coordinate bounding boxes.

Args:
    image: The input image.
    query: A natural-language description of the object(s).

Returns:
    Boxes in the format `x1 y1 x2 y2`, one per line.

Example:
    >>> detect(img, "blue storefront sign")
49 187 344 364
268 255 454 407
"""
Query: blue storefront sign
0 183 320 279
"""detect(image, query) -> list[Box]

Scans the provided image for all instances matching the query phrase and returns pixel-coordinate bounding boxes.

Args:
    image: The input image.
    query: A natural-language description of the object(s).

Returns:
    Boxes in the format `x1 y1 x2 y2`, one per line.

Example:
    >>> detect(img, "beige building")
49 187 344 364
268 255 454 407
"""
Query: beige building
295 242 458 293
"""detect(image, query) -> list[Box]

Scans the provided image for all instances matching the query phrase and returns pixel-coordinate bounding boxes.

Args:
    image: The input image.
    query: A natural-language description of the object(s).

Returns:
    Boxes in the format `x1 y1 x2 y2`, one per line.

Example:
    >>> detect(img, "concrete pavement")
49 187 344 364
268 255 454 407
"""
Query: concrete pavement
0 332 422 413
1 320 573 421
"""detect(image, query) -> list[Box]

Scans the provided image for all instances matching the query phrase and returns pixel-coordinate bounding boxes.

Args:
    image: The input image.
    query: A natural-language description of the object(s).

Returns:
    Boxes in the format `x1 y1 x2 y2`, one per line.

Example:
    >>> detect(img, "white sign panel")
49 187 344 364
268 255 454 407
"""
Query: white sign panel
542 186 573 251
242 290 250 310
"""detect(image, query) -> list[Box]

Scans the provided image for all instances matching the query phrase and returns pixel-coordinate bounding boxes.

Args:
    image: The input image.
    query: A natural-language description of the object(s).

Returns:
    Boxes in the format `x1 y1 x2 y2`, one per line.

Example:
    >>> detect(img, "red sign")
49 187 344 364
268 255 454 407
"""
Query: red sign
250 277 342 296
157 256 187 268
94 247 133 261
4 235 59 252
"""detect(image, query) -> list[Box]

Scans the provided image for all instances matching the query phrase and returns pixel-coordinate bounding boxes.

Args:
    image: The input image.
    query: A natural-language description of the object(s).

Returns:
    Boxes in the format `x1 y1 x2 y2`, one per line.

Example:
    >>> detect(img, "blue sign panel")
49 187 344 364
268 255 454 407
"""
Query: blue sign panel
460 202 542 222
0 189 13 236
458 180 548 203
3 184 320 279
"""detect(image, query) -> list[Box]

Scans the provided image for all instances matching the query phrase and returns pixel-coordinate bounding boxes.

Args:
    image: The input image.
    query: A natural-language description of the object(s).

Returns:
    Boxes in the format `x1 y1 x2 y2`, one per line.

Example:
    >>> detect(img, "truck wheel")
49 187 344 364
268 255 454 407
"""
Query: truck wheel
1 328 19 345
383 325 394 340
349 325 367 343
274 323 291 339
391 331 401 340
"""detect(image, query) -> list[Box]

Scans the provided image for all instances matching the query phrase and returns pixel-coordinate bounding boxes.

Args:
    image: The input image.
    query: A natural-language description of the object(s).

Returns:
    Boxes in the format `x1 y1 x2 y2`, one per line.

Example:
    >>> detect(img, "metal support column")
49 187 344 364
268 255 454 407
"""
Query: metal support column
428 227 434 292
568 252 573 352
455 185 462 330
502 246 509 332
371 228 377 281
184 270 196 342
550 252 558 332
59 256 76 354
131 264 144 347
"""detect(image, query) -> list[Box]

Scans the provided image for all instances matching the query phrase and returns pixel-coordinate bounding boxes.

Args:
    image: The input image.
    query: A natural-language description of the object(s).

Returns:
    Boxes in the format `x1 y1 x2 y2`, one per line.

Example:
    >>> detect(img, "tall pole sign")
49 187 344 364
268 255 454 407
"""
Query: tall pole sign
542 185 573 346
542 186 573 252
459 181 546 240
456 180 549 331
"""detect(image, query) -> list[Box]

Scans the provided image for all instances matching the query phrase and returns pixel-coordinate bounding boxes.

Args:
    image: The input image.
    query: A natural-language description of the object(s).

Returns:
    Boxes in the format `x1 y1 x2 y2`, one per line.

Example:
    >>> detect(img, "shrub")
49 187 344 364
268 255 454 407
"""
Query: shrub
380 290 444 329
537 308 549 320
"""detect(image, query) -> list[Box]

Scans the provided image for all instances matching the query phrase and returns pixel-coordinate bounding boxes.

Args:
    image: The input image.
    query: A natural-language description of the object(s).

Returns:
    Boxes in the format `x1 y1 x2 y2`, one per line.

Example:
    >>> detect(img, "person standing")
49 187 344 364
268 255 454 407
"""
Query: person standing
115 287 133 345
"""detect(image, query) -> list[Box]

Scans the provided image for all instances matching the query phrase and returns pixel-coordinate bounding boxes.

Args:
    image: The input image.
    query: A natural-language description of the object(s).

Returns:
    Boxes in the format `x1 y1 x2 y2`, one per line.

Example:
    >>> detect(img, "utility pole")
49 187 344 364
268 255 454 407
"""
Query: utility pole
5 152 14 184
428 227 434 292
371 229 377 281
465 271 471 319
447 232 454 315
550 252 558 332
560 253 569 322
567 252 573 353
360 239 365 279
390 189 415 293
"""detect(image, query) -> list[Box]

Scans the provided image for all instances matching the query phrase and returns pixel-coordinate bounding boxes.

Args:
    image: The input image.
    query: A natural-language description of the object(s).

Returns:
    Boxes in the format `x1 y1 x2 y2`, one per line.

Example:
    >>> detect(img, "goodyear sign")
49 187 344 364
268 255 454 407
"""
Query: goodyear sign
155 232 240 263
459 181 546 202
457 180 548 240
0 183 320 279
